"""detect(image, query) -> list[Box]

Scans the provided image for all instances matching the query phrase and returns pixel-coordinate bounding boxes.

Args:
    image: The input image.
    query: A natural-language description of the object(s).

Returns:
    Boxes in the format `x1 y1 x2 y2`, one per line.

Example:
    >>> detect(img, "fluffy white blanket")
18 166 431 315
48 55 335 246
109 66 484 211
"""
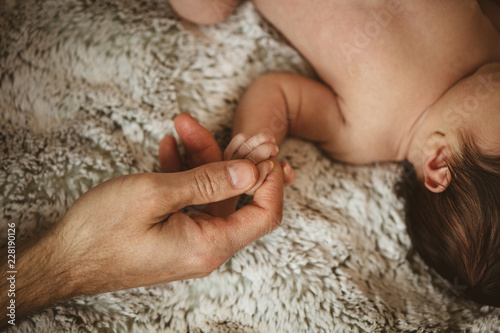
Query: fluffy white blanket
1 1 499 331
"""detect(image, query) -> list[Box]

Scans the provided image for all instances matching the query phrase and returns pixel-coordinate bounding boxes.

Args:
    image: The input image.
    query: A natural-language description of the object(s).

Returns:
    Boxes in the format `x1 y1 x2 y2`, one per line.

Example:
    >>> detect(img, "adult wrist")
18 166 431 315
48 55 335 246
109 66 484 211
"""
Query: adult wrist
2 230 80 326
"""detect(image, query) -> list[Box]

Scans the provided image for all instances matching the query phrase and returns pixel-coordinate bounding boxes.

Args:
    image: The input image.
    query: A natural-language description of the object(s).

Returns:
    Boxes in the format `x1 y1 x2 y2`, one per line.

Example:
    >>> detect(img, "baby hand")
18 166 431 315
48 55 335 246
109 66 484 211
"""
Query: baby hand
224 129 280 195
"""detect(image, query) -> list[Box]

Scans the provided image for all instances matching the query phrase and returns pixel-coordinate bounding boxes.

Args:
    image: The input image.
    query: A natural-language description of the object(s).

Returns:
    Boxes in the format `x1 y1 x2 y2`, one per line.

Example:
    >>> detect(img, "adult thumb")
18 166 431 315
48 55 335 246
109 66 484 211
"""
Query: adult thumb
161 160 259 211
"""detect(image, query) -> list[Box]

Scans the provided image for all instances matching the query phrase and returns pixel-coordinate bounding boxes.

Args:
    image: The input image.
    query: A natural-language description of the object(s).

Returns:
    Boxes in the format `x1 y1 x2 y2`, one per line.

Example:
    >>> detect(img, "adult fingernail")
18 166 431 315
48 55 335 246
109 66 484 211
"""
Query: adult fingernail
228 161 255 189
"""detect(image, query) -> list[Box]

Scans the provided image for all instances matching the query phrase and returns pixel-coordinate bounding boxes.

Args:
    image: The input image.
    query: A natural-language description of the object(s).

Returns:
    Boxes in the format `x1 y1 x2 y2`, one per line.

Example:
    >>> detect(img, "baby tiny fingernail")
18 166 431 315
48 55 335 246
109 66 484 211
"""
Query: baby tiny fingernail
283 162 291 174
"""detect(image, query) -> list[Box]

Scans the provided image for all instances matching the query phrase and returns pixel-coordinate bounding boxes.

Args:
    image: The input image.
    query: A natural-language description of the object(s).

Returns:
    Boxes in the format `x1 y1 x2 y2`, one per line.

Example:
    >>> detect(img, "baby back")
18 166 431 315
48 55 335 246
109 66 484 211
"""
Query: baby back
254 0 500 149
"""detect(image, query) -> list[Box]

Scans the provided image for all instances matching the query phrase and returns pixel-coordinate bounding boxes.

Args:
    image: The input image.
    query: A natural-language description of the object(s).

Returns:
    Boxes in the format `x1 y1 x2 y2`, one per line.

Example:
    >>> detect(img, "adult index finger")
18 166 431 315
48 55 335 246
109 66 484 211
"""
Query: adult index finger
223 157 285 252
174 113 223 167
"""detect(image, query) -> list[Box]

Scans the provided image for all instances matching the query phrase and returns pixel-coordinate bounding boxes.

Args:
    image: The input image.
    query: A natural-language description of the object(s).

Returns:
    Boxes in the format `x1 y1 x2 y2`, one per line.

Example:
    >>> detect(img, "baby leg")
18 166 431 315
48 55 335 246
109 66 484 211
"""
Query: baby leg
170 0 239 25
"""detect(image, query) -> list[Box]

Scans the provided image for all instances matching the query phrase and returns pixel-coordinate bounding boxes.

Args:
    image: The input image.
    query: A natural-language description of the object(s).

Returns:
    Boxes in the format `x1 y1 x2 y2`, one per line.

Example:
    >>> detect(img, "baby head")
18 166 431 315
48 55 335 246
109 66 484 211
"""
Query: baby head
401 135 500 307
401 64 500 307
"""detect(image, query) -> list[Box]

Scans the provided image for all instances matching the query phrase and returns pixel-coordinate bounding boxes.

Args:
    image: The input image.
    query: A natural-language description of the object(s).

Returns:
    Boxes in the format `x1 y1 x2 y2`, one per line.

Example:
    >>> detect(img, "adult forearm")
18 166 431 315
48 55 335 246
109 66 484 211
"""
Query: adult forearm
1 231 78 328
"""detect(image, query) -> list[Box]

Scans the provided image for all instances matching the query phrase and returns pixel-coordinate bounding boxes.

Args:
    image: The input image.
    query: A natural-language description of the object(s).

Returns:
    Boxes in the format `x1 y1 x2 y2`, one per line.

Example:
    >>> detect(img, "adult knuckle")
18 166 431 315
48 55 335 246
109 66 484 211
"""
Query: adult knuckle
193 168 219 201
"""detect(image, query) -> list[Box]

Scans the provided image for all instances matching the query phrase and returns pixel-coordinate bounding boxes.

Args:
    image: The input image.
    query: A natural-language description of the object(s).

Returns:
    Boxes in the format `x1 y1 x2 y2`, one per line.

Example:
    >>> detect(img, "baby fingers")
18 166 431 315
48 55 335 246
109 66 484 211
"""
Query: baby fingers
225 130 278 162
224 133 251 161
282 162 296 187
244 143 279 164
245 159 275 196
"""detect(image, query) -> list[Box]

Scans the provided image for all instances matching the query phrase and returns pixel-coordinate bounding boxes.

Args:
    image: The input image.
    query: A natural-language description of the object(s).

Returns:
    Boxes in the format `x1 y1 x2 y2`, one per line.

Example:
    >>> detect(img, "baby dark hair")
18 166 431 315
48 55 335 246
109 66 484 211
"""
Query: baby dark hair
399 133 500 307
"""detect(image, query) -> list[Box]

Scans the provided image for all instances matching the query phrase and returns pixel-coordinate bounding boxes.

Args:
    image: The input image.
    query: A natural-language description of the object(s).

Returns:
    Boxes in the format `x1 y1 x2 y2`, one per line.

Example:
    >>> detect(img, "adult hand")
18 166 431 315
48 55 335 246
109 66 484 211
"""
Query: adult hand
1 113 285 326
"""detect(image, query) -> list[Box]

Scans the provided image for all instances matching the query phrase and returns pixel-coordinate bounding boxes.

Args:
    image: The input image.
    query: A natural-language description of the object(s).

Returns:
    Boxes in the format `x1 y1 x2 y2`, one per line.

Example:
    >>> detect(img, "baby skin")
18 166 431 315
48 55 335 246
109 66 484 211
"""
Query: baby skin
174 0 500 191
172 0 500 306
224 129 282 195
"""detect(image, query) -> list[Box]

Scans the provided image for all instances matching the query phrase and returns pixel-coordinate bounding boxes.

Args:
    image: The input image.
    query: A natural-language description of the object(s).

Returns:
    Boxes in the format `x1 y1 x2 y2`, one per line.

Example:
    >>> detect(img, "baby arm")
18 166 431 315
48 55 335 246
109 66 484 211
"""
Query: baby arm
230 73 346 154
225 73 347 192
170 0 239 25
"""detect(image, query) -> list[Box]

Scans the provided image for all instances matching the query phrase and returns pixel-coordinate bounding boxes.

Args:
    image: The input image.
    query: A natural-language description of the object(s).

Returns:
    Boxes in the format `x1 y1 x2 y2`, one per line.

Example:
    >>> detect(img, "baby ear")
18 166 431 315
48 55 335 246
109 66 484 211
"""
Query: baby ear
422 134 452 193
423 150 451 193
